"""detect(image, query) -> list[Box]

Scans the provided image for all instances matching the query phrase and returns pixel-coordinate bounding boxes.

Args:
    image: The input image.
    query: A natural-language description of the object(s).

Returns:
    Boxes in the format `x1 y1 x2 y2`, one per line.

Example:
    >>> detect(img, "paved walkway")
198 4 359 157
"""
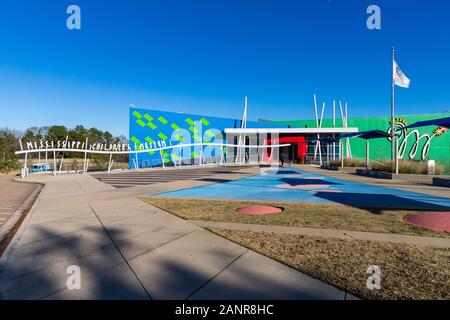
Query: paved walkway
0 171 354 300
296 165 450 199
0 176 37 231
92 165 257 189
191 220 450 248
156 167 450 210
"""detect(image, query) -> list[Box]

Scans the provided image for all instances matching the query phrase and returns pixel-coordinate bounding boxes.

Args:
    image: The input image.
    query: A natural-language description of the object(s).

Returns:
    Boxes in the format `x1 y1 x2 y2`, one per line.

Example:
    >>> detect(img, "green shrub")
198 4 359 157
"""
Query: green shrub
370 159 444 175
330 158 366 167
330 157 444 175
91 154 109 170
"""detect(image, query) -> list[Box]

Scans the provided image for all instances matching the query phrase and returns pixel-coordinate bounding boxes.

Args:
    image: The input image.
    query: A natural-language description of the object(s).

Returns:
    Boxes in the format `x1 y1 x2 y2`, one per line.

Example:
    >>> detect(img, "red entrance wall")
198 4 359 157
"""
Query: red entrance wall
264 136 307 163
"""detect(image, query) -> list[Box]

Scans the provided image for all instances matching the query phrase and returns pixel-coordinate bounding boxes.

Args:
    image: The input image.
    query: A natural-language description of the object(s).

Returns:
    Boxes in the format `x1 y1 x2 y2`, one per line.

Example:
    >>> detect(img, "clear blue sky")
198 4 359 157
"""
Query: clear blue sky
1 0 449 136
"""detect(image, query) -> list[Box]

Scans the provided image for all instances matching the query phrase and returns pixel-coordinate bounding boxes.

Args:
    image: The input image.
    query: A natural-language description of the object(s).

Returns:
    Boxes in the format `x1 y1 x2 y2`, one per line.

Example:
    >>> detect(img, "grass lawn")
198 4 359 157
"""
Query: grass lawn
143 197 449 238
208 228 450 300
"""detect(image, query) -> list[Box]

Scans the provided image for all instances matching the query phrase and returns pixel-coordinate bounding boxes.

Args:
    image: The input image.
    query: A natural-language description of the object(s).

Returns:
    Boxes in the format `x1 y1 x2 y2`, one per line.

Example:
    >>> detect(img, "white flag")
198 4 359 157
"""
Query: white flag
393 60 410 88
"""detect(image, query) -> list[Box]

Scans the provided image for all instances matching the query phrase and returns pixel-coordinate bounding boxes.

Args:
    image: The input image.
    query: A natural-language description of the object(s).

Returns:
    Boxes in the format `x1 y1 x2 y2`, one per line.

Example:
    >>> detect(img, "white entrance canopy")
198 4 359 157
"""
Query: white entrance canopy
224 127 359 134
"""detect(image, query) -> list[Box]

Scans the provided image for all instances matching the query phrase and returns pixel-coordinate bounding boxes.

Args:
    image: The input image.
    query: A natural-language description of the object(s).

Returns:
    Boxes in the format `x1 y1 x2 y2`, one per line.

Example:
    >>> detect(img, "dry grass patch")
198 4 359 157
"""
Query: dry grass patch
209 228 450 300
144 197 449 238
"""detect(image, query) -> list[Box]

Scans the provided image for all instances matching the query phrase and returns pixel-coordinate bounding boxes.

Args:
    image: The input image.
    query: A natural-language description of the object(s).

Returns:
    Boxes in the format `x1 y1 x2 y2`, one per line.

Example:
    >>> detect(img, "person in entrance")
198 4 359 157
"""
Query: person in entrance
280 148 289 167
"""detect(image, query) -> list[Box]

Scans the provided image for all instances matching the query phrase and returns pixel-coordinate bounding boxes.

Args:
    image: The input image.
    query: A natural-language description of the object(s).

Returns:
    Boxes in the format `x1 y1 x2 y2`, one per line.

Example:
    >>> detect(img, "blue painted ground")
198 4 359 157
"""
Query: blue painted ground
153 168 450 210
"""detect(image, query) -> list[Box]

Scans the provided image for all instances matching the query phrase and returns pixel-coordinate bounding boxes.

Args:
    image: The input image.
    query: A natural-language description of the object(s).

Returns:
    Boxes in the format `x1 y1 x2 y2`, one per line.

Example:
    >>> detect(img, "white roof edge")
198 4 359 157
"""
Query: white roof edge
224 127 359 134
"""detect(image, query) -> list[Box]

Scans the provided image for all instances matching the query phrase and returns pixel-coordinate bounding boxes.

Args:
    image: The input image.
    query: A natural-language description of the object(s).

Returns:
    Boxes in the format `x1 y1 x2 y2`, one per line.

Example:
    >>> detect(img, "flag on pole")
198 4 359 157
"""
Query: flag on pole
393 60 411 88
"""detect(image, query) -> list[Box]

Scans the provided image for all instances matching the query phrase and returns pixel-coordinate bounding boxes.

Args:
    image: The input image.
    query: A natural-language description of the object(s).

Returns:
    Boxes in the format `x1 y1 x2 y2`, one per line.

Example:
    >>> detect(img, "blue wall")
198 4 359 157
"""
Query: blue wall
129 107 288 168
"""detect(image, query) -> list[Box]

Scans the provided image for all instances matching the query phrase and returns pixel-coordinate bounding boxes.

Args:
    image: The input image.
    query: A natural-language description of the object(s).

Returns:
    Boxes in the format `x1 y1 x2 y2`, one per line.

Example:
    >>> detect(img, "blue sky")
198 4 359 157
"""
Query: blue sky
0 0 449 136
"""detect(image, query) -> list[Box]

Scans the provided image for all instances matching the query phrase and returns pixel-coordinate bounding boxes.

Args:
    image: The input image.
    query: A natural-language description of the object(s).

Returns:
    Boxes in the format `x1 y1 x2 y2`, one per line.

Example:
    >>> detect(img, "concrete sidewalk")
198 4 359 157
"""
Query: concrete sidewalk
297 165 450 199
0 173 354 300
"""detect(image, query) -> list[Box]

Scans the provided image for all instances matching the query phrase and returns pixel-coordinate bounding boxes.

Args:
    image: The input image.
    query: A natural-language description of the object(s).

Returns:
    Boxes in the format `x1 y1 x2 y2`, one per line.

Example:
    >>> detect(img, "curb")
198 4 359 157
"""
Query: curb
0 182 44 278
0 183 42 244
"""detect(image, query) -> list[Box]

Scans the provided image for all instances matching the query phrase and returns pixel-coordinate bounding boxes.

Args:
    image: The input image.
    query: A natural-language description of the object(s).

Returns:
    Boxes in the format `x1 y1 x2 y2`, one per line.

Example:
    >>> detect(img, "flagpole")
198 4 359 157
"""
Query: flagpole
391 47 396 173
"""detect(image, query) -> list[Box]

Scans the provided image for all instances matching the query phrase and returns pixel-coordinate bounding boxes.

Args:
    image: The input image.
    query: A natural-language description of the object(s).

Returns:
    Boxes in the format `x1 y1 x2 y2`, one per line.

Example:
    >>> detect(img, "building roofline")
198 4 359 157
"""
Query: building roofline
224 127 359 134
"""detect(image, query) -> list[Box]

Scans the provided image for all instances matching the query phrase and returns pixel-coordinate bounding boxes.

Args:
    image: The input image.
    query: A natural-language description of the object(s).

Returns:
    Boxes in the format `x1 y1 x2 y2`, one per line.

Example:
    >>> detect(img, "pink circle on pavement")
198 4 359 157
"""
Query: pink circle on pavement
405 212 450 233
236 205 283 215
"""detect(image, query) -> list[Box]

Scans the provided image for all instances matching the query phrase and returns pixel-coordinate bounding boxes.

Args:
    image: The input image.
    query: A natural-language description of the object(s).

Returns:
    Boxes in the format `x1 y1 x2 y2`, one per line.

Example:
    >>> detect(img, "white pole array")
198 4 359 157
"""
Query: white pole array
332 100 336 160
236 96 248 164
339 101 352 160
313 95 325 165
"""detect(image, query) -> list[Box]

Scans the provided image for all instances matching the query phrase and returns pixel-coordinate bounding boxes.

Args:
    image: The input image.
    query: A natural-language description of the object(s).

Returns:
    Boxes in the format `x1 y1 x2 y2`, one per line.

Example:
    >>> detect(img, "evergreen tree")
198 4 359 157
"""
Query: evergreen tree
0 130 20 174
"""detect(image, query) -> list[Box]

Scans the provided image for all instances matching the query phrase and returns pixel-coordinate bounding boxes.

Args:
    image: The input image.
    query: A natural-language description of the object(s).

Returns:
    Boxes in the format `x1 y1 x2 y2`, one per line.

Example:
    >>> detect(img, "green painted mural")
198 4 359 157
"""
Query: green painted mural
272 113 450 172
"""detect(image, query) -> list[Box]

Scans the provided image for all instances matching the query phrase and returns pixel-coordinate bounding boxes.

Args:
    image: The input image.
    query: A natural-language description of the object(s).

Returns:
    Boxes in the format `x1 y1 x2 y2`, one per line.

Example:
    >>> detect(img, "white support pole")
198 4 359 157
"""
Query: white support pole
173 146 178 168
58 136 68 175
83 137 88 174
23 152 28 178
199 139 203 166
345 102 349 158
58 153 65 175
242 96 248 164
395 137 399 174
53 150 56 176
391 47 397 174
339 101 346 158
340 140 344 168
366 139 370 169
134 144 139 170
220 143 224 164
168 140 174 167
327 143 330 164
339 100 345 126
236 96 248 164
318 102 325 165
108 153 113 173
160 150 165 168
345 102 352 159
313 95 319 159
332 100 336 160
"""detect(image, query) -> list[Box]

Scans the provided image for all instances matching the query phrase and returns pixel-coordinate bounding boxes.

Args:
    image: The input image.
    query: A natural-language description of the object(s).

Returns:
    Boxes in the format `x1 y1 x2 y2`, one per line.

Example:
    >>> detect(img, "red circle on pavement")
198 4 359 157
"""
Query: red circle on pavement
236 205 283 215
405 212 450 233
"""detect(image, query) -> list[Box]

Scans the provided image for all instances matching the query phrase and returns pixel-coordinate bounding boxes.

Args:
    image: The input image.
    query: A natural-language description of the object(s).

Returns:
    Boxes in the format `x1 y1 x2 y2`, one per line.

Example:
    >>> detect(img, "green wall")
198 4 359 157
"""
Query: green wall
272 112 450 172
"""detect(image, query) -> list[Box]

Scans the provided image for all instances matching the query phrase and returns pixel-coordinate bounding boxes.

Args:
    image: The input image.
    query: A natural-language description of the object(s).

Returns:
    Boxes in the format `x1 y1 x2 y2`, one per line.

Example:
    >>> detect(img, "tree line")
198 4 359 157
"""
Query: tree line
0 125 129 173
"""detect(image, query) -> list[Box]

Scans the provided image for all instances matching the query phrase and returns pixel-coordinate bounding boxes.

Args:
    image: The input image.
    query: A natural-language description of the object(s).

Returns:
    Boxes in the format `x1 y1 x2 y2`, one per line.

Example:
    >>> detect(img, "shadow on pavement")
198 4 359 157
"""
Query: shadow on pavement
314 192 450 213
